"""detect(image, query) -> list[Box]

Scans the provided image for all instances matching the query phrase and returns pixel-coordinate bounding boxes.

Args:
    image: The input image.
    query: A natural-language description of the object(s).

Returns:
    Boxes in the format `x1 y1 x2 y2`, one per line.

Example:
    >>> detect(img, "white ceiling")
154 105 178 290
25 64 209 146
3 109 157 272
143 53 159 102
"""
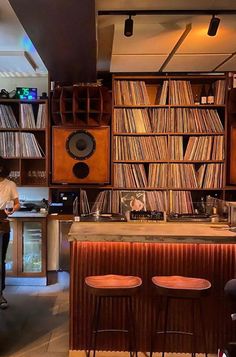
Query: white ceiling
0 0 47 77
0 0 236 77
96 0 236 73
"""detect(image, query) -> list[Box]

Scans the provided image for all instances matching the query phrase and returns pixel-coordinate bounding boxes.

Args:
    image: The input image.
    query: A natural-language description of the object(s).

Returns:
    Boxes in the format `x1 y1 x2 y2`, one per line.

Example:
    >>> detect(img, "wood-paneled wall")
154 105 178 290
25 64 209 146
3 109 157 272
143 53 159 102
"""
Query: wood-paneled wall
70 241 236 353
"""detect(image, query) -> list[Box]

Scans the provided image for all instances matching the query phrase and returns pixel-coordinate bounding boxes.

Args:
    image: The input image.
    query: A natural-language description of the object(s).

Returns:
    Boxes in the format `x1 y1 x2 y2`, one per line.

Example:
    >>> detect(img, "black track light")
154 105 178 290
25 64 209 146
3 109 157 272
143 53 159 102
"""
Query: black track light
207 15 220 36
124 15 133 37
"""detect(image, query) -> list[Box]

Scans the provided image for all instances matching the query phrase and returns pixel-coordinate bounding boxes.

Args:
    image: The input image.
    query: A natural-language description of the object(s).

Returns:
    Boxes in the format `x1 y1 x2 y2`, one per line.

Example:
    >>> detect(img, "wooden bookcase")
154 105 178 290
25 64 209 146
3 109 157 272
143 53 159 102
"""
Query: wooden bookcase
111 74 230 214
48 75 236 216
0 98 48 186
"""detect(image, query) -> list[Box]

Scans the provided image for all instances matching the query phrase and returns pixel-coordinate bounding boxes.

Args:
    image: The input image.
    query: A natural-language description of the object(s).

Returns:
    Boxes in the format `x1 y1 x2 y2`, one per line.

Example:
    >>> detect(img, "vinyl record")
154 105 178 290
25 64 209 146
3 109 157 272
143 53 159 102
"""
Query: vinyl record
66 130 96 160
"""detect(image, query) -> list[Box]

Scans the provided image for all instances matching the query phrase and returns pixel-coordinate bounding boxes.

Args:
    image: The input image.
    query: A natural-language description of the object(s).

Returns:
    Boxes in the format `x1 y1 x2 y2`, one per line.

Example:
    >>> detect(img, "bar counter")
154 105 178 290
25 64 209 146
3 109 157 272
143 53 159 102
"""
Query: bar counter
69 222 236 354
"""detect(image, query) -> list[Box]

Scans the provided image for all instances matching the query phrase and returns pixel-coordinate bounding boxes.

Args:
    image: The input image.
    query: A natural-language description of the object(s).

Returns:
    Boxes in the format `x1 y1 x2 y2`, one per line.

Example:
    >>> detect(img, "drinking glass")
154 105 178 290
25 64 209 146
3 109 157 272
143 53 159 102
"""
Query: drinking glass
5 200 14 214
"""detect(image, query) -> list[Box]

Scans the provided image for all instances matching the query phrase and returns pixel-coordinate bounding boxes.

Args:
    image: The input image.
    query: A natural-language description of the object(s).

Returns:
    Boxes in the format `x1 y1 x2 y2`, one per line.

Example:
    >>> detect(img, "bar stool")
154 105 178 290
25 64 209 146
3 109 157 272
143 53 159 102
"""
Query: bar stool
150 275 211 357
85 274 142 357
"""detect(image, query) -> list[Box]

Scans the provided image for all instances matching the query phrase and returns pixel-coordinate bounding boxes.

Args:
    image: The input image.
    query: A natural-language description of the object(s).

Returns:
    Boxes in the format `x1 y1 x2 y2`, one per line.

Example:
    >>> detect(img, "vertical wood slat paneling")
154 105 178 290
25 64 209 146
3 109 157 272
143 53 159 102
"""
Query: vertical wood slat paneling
70 242 236 353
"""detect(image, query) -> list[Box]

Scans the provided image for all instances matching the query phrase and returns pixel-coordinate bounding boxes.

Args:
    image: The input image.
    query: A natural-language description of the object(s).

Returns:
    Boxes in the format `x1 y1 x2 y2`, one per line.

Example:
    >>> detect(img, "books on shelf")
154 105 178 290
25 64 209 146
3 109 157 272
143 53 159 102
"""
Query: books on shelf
146 191 168 212
114 80 150 105
113 162 224 189
0 132 44 158
170 191 194 213
0 105 19 128
114 107 223 133
169 108 224 133
114 163 148 188
20 103 46 129
114 78 226 106
114 134 224 162
91 190 113 214
201 163 224 188
80 190 90 215
169 80 195 105
114 136 168 161
114 108 152 132
169 136 183 160
150 108 169 132
169 164 198 188
36 104 47 128
158 80 169 105
21 133 44 157
148 164 168 188
169 163 224 189
214 80 226 105
184 135 224 160
20 104 35 128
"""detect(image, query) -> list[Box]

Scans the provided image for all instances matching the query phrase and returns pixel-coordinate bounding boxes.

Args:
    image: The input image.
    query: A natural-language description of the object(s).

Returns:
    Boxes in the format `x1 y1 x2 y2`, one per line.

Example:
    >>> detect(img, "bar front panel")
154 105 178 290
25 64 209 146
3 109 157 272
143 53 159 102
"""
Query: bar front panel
70 241 236 353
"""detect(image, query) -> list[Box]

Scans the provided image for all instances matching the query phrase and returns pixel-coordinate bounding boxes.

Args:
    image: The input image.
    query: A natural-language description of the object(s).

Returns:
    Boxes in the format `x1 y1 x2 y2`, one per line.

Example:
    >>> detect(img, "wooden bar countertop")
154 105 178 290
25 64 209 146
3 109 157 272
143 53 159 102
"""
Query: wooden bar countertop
68 221 236 244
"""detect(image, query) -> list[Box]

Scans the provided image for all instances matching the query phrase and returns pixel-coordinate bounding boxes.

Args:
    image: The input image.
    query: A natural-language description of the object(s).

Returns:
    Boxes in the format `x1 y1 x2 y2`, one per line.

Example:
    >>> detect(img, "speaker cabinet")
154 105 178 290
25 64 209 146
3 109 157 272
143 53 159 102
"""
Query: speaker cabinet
52 127 110 184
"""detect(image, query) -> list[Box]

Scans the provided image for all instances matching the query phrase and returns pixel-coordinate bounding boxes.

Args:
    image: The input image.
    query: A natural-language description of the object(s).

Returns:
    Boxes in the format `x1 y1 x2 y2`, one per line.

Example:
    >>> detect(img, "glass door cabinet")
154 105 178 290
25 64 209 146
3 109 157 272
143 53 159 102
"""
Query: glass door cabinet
6 218 46 277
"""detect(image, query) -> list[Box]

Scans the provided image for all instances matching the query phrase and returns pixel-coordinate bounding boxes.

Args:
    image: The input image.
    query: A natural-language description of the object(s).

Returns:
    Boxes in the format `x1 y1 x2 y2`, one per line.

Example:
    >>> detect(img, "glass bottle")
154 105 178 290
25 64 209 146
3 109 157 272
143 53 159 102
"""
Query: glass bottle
199 196 206 214
200 85 207 105
207 83 215 104
194 92 200 105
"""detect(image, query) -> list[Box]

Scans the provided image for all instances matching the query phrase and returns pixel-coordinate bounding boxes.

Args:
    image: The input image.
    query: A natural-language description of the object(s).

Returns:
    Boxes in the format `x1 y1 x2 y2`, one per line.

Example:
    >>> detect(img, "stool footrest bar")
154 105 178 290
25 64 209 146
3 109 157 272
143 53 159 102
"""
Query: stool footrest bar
92 329 129 333
155 330 194 336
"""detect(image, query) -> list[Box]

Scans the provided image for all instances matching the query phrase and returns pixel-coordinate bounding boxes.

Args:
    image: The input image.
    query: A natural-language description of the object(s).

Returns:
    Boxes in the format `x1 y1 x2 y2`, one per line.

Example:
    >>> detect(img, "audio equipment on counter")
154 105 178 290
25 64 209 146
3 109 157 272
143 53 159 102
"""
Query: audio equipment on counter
168 213 211 222
52 126 110 184
130 210 164 221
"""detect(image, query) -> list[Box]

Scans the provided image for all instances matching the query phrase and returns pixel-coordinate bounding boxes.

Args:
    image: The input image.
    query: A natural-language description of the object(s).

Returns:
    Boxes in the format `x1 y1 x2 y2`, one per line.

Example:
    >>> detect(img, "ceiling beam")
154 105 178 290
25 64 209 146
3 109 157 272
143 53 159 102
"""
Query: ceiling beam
159 23 192 72
9 0 97 84
213 52 236 71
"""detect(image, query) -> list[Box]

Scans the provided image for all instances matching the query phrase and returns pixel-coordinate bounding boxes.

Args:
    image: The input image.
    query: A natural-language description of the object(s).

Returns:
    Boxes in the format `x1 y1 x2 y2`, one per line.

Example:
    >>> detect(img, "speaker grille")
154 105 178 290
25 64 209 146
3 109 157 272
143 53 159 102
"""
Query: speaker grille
66 130 96 160
73 162 90 179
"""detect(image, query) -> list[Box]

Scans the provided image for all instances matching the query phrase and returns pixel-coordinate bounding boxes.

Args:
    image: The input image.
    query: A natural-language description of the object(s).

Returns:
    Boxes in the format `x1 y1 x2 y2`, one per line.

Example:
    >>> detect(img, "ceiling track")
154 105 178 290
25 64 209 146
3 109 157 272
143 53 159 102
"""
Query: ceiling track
98 9 236 16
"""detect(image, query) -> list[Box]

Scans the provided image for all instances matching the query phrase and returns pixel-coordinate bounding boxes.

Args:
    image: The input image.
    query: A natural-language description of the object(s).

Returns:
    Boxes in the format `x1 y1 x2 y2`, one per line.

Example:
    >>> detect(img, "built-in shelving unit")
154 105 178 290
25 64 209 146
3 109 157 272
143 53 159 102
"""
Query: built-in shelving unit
0 99 48 186
111 74 229 213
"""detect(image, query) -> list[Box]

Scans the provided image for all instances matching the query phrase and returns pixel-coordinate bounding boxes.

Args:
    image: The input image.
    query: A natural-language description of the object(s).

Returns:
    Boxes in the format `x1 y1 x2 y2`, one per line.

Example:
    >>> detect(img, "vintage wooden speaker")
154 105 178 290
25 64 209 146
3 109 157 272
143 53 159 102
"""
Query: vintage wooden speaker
52 127 110 184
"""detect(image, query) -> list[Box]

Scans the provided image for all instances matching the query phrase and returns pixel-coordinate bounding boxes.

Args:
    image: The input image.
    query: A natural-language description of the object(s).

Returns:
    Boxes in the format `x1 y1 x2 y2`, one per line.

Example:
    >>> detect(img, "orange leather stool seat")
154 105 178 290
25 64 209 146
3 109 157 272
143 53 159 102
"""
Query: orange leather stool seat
151 275 211 357
85 274 142 296
85 274 142 357
152 275 211 298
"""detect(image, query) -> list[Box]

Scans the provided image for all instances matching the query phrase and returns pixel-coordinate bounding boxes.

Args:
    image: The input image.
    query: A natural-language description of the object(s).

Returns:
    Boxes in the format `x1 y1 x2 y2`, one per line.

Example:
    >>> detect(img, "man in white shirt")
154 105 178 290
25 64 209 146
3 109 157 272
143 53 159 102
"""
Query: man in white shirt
0 157 20 309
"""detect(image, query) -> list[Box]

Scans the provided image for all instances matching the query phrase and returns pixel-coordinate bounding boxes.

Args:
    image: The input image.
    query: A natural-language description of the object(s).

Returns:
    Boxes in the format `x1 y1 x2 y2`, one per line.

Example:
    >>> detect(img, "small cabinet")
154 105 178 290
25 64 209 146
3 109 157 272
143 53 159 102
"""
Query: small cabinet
6 218 46 278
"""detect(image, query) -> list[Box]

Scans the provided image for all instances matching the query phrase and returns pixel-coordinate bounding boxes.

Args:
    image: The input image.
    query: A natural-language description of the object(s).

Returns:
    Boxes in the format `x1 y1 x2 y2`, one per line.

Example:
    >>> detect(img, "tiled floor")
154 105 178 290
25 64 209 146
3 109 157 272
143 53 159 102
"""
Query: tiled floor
0 272 69 357
0 272 217 357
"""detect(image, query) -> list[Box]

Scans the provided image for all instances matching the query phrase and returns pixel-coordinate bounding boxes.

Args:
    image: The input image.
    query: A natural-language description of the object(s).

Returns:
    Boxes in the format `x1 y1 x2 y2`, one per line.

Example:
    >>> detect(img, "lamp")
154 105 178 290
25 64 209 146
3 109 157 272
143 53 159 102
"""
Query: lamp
124 15 133 37
207 15 220 36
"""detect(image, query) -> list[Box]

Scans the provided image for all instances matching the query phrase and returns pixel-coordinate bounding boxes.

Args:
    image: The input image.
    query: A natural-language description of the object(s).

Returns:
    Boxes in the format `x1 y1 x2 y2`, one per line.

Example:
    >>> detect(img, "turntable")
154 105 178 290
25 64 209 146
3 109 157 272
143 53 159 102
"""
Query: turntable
168 213 211 222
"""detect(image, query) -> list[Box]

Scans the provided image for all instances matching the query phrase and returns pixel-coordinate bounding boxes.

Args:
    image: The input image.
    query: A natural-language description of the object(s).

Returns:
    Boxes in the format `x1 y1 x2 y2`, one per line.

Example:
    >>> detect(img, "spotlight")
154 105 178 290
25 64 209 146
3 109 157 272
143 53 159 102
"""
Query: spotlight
124 15 133 37
207 15 220 36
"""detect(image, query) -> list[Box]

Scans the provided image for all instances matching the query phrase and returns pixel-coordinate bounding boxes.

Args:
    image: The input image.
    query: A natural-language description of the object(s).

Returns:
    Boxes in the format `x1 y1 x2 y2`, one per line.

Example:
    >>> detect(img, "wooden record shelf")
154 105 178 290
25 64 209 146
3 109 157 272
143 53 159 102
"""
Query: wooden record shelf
51 85 112 126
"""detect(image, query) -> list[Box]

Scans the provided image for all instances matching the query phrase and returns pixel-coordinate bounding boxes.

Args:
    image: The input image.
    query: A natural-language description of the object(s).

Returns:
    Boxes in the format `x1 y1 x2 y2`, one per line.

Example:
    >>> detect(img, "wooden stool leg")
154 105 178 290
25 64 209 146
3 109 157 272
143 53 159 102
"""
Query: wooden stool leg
89 296 102 357
87 297 99 357
191 299 196 357
150 295 163 357
198 299 208 357
127 296 138 357
162 296 170 357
